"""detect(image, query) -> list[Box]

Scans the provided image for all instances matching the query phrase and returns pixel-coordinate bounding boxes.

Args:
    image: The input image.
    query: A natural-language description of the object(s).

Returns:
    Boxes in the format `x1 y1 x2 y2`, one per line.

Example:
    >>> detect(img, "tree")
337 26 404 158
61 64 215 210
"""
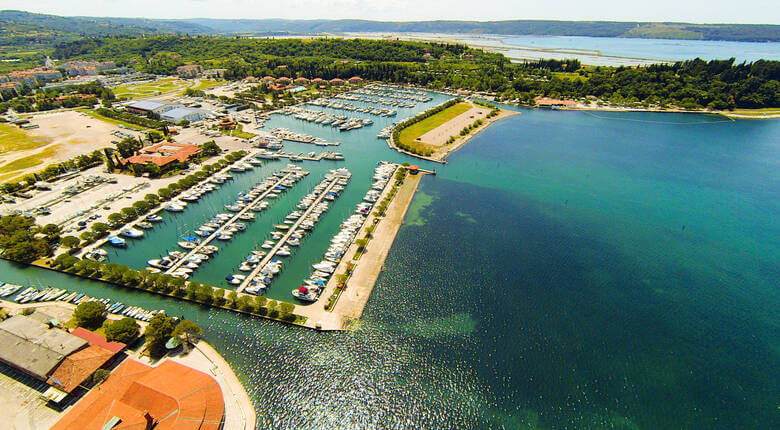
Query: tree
172 320 202 347
115 137 142 158
91 368 111 385
73 301 105 329
103 317 140 343
227 291 238 307
60 235 80 248
199 141 221 157
279 302 295 314
91 222 110 235
144 314 177 358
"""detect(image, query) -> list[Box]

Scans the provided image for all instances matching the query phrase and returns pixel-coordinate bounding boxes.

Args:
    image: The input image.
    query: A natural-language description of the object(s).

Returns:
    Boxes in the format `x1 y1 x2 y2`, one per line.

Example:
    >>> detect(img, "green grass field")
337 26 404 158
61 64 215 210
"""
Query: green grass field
114 78 223 99
398 102 471 153
0 145 60 180
0 123 51 154
726 108 780 116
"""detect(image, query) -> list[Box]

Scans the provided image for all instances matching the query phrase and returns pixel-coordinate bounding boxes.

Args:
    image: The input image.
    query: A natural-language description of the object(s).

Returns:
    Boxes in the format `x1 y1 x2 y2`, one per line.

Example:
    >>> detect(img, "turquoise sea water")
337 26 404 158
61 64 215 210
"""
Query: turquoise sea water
1 104 778 428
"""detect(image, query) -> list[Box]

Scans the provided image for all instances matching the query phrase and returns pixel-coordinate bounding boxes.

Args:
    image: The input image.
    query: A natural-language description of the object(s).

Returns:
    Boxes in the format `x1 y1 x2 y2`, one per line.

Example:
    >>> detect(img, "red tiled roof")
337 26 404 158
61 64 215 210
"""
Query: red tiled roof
121 143 200 167
71 327 126 354
47 345 114 393
52 359 225 430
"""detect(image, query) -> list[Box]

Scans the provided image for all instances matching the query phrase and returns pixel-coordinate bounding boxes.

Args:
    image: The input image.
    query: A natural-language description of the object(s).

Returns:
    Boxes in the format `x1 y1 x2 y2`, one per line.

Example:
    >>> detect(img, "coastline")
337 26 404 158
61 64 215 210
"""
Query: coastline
295 168 424 330
522 103 779 120
387 103 519 163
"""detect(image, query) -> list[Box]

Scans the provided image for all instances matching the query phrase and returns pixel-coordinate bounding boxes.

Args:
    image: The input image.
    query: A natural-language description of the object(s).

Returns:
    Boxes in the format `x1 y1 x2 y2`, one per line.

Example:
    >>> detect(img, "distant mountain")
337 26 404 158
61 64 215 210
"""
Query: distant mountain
1 10 778 43
185 19 779 42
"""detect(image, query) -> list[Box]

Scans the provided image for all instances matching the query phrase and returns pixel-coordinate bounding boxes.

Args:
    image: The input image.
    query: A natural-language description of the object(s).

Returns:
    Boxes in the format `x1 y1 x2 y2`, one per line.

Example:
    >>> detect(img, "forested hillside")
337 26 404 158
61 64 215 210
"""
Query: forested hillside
53 36 779 109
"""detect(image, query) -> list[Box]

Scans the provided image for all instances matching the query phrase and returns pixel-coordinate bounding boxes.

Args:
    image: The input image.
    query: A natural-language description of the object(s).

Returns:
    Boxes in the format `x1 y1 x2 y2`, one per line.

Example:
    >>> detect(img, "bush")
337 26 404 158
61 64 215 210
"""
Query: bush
103 317 140 343
73 301 105 328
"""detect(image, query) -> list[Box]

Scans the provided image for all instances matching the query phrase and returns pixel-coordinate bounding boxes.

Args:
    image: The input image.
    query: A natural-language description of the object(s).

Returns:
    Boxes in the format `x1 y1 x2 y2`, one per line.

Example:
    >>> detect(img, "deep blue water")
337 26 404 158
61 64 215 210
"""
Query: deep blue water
1 107 778 429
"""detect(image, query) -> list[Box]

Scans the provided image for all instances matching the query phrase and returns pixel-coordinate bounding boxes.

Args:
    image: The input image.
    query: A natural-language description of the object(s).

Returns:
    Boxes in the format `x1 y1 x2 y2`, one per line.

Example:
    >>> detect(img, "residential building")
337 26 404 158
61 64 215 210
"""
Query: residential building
121 142 201 168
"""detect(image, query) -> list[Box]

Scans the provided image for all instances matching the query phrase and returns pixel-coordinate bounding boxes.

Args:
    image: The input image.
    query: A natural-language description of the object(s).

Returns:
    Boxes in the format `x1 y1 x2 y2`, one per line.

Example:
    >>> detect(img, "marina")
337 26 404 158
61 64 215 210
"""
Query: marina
163 166 308 276
237 169 351 293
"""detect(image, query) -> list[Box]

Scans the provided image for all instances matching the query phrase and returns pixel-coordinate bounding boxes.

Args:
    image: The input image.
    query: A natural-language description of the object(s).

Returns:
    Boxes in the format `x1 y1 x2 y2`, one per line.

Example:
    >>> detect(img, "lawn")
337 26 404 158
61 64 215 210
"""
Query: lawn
0 123 51 154
0 145 60 178
113 77 190 98
397 102 471 152
114 78 224 99
189 79 225 92
726 108 780 116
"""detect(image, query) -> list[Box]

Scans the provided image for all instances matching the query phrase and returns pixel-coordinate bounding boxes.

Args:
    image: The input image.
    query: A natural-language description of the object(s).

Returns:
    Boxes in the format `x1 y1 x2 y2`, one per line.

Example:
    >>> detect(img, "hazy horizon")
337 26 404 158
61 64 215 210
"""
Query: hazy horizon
1 1 778 25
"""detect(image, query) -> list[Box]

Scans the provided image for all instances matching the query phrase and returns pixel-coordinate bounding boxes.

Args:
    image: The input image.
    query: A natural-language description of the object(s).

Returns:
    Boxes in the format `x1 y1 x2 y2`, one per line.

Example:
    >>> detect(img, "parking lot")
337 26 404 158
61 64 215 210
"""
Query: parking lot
0 362 63 430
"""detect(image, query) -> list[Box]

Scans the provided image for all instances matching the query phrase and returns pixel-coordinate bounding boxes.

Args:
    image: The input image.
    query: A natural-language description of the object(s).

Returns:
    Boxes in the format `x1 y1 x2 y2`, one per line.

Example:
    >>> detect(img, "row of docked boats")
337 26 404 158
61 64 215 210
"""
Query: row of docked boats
377 126 393 139
280 106 374 131
147 244 219 278
4 283 165 321
293 165 394 302
308 98 397 116
239 169 351 294
270 128 340 146
359 84 433 102
335 92 415 109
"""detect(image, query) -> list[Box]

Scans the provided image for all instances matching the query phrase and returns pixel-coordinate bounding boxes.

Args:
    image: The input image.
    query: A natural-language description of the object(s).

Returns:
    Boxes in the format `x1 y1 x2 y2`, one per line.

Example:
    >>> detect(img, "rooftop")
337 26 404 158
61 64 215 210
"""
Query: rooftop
122 142 200 167
0 316 88 380
52 359 225 430
127 100 168 111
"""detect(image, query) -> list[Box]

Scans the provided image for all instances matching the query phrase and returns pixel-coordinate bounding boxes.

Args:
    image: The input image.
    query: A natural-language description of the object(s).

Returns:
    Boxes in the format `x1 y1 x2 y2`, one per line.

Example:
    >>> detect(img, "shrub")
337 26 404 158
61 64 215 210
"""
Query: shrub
73 301 105 328
103 317 140 343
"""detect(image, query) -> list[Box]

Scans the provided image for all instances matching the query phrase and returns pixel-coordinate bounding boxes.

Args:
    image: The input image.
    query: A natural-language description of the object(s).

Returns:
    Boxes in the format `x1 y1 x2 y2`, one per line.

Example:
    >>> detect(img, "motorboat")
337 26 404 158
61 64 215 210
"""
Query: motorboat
225 274 246 285
146 214 163 222
119 228 144 239
178 241 198 249
165 203 185 212
107 235 126 247
137 221 154 229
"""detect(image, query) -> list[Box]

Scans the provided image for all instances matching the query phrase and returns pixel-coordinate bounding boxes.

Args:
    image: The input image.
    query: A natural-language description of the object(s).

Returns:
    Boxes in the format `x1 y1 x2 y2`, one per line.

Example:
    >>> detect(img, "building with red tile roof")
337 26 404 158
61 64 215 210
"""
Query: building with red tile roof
294 77 309 84
52 359 225 430
121 143 200 168
276 76 292 84
329 78 345 85
348 76 363 84
46 345 115 393
71 327 127 354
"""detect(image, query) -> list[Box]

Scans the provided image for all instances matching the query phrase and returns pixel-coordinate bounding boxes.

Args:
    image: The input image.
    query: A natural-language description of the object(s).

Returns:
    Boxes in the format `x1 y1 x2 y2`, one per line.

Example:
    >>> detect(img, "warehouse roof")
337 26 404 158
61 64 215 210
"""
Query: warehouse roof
0 316 88 379
127 100 168 111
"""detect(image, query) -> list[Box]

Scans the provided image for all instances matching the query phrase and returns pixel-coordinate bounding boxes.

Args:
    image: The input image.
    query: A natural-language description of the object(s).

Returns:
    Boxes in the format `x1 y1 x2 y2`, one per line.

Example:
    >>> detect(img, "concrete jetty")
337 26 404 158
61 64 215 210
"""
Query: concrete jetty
236 174 343 292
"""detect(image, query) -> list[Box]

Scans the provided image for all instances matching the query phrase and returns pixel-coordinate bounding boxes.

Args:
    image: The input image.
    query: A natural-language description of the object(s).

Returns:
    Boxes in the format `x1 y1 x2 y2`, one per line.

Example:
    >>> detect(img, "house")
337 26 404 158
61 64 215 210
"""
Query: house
347 76 363 84
218 117 237 130
176 64 202 78
61 60 116 76
203 68 227 79
294 77 309 85
329 78 345 86
262 76 276 83
276 76 292 85
0 315 87 380
161 107 209 124
534 97 578 108
51 359 225 430
45 328 126 395
126 100 181 116
121 142 200 168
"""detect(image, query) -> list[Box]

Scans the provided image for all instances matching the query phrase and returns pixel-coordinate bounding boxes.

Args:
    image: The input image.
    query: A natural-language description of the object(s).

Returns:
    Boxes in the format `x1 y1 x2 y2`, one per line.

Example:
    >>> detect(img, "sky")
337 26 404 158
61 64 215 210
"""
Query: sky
1 0 778 24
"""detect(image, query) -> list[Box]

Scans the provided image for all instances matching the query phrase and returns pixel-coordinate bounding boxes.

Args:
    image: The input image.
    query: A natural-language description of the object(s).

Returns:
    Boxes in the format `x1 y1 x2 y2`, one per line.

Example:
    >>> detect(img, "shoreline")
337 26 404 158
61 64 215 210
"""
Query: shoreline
387 102 519 163
0 299 255 430
295 168 424 330
521 103 779 119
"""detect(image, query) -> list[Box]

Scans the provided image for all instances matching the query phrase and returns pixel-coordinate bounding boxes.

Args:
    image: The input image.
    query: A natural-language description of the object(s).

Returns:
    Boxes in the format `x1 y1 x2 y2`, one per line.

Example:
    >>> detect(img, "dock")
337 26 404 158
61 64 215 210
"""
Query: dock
164 170 299 275
236 175 342 292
